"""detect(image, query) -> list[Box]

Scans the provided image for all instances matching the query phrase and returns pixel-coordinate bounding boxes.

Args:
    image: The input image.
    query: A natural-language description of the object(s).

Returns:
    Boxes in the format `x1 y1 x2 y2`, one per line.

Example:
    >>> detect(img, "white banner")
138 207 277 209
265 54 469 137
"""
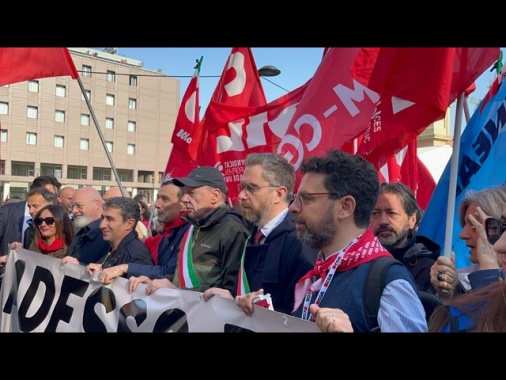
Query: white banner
0 249 319 333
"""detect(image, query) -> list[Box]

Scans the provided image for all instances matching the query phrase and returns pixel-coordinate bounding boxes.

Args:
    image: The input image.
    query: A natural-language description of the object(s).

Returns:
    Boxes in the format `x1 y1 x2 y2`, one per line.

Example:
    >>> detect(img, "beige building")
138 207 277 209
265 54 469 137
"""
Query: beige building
0 47 180 202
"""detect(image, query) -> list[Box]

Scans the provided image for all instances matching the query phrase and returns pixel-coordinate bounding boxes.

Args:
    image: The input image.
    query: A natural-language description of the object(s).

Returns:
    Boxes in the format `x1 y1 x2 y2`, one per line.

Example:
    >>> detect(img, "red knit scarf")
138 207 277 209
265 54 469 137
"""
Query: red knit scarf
293 227 392 312
37 237 65 255
144 213 187 264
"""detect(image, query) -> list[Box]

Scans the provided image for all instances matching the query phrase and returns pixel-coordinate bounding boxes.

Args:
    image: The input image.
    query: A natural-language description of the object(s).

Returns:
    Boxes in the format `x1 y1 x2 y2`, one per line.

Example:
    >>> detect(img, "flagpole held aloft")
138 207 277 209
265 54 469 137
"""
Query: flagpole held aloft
443 93 465 258
75 77 127 197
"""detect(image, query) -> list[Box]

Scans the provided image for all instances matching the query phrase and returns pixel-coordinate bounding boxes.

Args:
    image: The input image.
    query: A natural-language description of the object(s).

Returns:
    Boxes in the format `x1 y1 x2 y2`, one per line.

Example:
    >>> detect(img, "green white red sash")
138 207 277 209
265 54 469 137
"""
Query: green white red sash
177 225 202 288
236 235 252 296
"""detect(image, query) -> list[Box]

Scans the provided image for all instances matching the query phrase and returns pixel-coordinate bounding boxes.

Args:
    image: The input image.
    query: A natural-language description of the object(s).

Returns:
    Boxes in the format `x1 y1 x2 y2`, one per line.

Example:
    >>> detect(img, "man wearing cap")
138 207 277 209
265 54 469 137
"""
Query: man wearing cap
127 166 250 294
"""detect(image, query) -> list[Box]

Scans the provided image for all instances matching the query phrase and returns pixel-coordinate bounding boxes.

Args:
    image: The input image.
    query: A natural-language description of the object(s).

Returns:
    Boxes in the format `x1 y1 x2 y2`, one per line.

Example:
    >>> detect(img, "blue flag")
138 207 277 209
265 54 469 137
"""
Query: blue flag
417 77 506 268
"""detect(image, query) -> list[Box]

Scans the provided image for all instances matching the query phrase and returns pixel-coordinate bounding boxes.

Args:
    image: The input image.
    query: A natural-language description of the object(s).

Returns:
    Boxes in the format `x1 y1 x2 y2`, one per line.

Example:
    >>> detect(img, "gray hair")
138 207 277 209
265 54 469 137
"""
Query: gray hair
245 152 295 202
458 186 506 227
104 196 140 224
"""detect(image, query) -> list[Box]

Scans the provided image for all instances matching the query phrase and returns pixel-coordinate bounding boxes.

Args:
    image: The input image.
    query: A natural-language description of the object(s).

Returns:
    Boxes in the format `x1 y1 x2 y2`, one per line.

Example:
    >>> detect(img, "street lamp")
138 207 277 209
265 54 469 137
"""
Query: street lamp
258 65 281 77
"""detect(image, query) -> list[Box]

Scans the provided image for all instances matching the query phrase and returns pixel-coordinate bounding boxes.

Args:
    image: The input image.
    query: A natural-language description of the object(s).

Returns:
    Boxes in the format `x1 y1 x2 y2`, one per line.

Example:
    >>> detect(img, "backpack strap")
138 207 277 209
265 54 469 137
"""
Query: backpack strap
363 257 403 332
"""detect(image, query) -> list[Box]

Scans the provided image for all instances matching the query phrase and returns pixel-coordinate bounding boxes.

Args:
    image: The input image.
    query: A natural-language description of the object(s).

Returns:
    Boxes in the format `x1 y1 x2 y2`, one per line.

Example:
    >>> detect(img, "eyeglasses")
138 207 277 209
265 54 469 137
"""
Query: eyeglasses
237 183 280 196
34 217 56 226
70 200 97 211
485 217 506 245
291 192 339 209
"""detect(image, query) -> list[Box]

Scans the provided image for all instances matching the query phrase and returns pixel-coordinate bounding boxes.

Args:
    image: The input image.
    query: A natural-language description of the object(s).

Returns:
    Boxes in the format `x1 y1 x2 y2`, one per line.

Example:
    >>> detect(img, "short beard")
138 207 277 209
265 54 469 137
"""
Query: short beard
298 208 335 250
74 214 92 229
377 226 411 250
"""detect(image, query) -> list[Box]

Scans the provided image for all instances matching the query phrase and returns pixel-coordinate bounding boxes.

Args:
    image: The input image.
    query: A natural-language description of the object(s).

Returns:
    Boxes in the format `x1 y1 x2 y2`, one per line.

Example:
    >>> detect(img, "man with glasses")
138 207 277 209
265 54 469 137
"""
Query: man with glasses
430 186 506 300
203 153 318 316
288 148 427 332
61 186 109 266
127 166 249 295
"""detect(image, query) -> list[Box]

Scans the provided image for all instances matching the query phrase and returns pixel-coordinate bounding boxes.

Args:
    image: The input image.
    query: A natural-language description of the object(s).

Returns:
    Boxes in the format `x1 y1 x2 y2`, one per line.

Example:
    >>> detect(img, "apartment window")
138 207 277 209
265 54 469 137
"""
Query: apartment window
81 114 90 126
0 161 4 175
12 161 35 177
129 75 137 87
1 129 7 142
105 117 114 129
93 167 111 181
82 65 92 77
106 71 116 82
0 102 8 115
41 164 62 179
106 94 115 106
106 141 113 152
28 80 39 93
127 121 136 132
55 110 65 122
82 90 91 101
54 135 64 148
55 84 66 97
127 144 135 155
128 98 137 109
26 133 37 145
117 169 133 182
80 138 89 150
68 165 87 180
27 106 38 119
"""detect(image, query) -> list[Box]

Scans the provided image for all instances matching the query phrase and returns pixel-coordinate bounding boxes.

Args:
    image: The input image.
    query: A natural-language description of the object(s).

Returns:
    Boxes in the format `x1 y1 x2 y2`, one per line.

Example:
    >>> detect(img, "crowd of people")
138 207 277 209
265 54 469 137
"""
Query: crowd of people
0 147 505 333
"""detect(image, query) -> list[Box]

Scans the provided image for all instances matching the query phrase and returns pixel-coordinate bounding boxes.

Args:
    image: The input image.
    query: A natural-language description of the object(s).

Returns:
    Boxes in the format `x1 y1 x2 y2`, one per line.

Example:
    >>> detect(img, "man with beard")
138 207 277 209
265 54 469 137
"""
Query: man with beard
61 186 110 265
370 182 439 294
288 148 427 333
202 153 318 315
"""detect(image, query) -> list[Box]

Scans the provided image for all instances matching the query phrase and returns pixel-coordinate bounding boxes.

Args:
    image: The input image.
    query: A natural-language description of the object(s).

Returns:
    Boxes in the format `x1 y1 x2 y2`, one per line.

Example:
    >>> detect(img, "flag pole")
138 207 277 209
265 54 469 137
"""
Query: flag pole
443 93 465 258
75 77 128 197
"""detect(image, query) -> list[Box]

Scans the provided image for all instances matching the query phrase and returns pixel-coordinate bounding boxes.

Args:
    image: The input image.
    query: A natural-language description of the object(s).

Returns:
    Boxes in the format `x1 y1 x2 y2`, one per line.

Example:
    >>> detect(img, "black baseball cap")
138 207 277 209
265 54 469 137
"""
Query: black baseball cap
173 166 228 194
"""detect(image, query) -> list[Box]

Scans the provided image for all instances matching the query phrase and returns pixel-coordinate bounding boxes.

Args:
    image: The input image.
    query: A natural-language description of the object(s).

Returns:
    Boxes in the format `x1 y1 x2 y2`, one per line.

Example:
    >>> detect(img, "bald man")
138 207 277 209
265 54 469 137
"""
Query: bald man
58 186 76 216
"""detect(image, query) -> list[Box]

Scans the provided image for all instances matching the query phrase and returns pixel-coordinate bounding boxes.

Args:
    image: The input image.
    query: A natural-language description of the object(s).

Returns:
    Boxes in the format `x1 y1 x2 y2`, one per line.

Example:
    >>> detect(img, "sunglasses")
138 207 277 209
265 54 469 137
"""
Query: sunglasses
34 217 56 226
485 217 506 245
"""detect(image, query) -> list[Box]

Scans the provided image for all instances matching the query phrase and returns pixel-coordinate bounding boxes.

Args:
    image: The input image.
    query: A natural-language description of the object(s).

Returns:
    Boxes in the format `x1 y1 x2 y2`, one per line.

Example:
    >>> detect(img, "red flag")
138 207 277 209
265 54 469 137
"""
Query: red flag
164 57 203 178
0 48 78 87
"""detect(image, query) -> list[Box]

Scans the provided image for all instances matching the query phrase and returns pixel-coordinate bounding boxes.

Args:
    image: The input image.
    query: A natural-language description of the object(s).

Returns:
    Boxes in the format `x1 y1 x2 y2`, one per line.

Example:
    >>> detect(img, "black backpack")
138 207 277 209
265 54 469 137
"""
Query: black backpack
363 256 441 332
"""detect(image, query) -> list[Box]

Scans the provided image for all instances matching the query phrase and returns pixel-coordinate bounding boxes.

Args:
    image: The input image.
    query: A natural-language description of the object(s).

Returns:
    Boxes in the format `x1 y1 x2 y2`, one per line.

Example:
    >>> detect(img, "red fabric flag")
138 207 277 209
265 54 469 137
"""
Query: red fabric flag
164 58 203 178
0 48 78 87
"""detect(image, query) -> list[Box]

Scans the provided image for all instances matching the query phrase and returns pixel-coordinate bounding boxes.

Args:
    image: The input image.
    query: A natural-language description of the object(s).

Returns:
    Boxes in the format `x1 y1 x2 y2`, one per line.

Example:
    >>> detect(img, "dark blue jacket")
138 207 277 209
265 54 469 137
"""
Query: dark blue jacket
127 222 191 280
238 212 318 315
99 230 153 270
67 218 110 265
0 201 27 256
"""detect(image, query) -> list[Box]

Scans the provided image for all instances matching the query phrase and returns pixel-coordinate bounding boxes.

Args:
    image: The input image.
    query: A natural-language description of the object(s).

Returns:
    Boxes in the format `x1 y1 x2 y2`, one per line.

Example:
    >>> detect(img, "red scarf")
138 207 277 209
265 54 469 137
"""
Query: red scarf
293 227 392 312
144 213 188 264
37 237 65 255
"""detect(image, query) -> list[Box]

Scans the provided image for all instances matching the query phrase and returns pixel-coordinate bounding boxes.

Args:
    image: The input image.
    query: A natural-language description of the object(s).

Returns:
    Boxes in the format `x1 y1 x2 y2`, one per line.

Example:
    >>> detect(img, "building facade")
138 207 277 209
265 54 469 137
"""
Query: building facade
0 47 179 202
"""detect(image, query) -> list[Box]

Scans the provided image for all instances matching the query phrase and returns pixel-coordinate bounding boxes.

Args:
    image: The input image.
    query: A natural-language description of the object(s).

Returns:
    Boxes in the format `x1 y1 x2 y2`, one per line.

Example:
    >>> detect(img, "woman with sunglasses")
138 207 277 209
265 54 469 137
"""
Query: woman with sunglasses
29 204 75 259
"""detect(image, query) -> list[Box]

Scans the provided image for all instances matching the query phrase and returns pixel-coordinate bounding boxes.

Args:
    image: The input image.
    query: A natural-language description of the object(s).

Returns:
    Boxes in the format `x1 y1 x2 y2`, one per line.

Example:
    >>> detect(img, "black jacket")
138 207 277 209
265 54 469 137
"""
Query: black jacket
99 230 154 271
239 212 319 315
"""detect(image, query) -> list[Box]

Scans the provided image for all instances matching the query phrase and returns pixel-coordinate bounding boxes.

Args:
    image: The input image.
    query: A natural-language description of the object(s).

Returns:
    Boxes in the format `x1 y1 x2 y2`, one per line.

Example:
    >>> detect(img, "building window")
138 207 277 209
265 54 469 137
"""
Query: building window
127 121 136 132
106 70 116 82
68 165 87 180
55 110 65 122
28 80 39 93
12 161 35 177
127 144 135 155
1 129 7 142
128 98 137 109
82 90 91 101
0 160 4 175
80 138 89 150
0 102 8 115
106 94 115 106
41 164 62 179
93 167 111 181
117 169 133 182
106 141 113 152
54 135 64 148
82 65 92 77
81 114 90 126
27 106 38 119
55 84 66 97
105 117 114 129
129 75 137 87
26 132 37 145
